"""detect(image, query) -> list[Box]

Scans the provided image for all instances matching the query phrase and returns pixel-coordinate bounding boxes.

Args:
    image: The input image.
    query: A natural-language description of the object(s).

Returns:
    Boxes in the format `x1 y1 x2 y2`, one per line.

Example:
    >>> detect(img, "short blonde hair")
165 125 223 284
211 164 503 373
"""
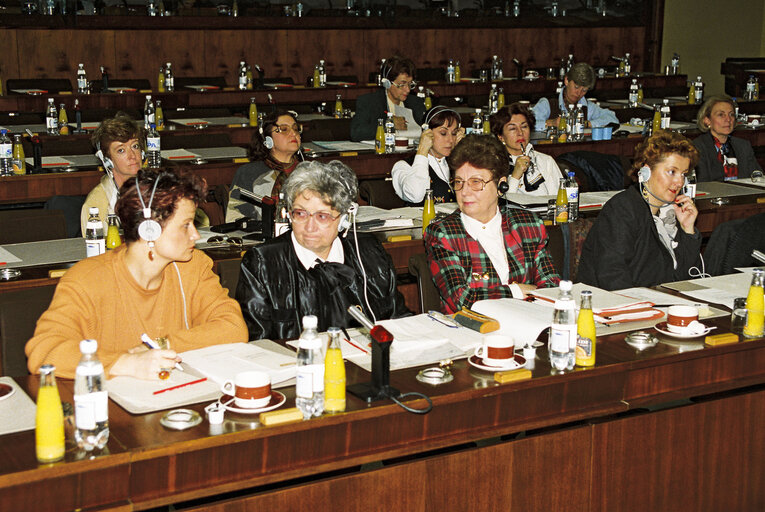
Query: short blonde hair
696 95 735 132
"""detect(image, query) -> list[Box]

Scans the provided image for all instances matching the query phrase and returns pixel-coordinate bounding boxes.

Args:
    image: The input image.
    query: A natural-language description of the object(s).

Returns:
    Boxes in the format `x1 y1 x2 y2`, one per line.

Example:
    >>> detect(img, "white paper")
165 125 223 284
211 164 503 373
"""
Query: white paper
0 377 37 435
472 298 553 346
531 283 651 314
161 148 199 160
662 273 753 310
106 371 221 414
180 342 296 386
311 141 374 151
0 246 23 264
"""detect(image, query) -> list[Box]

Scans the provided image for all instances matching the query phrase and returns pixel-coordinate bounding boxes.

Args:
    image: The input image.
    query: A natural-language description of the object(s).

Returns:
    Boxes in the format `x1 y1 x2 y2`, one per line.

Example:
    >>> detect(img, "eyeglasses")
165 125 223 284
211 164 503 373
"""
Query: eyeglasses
450 177 496 192
273 123 303 135
290 208 341 225
207 235 244 249
392 81 417 90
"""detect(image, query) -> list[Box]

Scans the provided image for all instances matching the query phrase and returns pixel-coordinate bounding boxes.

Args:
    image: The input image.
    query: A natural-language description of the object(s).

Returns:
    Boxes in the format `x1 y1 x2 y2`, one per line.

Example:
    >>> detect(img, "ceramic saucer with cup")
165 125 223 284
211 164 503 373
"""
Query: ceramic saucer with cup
654 305 713 338
220 370 286 414
469 334 525 371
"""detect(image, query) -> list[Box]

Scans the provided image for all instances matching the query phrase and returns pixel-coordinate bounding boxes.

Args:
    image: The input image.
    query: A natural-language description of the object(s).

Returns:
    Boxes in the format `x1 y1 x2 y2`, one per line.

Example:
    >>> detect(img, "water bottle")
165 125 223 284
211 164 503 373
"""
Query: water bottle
549 280 577 371
628 79 639 107
238 61 247 90
489 84 498 114
744 75 756 101
0 129 12 176
693 75 704 104
144 95 155 130
147 0 158 16
318 59 326 87
76 63 88 94
471 108 482 134
164 62 174 92
565 171 579 221
295 315 325 419
74 339 109 451
85 207 105 257
147 123 161 169
46 98 59 135
624 52 631 76
384 112 395 154
446 59 455 83
660 99 671 130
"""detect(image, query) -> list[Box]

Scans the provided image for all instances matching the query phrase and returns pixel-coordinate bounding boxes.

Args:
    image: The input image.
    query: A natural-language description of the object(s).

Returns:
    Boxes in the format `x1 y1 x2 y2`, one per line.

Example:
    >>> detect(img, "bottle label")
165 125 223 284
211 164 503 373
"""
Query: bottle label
384 133 395 146
74 391 108 429
76 362 104 376
86 239 105 257
147 136 161 151
47 117 58 130
549 325 575 352
576 336 593 358
0 143 11 159
296 363 324 398
78 77 87 89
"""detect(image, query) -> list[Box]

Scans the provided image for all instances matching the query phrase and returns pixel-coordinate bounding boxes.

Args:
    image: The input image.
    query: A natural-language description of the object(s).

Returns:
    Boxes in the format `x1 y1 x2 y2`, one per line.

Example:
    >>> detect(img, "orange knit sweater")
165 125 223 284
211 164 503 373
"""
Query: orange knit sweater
26 246 248 378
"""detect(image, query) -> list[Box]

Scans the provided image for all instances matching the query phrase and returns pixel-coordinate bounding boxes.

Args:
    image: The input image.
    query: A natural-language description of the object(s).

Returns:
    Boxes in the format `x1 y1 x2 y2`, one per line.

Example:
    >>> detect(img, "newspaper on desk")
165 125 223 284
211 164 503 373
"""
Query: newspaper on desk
662 272 754 310
106 342 296 414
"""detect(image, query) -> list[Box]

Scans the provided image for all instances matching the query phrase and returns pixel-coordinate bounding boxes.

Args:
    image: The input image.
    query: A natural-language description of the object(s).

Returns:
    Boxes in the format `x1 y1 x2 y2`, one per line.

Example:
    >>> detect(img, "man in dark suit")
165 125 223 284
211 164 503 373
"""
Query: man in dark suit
350 55 426 141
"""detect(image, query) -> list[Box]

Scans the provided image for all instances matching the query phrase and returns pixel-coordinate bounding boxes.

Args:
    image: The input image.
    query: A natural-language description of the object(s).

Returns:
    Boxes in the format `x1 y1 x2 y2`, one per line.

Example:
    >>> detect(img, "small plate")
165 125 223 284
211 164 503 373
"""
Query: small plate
220 390 286 414
467 354 525 372
0 383 15 401
654 321 714 338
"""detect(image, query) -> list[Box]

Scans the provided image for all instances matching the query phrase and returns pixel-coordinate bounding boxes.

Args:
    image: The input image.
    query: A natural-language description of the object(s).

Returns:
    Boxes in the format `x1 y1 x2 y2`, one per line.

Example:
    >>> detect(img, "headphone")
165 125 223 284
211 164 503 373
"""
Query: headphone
421 106 460 130
335 171 358 234
638 165 651 183
96 142 146 174
498 180 510 194
136 174 163 244
380 60 392 90
258 124 274 150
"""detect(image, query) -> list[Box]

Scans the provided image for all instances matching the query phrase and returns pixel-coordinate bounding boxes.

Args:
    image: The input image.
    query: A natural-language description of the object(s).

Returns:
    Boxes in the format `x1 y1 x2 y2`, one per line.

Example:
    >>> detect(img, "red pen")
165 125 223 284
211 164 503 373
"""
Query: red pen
153 377 207 395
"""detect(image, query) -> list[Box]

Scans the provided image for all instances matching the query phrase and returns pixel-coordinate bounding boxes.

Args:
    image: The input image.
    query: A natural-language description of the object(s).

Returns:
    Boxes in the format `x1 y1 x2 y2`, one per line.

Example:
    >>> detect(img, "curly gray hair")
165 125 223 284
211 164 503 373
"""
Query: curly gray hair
282 160 358 214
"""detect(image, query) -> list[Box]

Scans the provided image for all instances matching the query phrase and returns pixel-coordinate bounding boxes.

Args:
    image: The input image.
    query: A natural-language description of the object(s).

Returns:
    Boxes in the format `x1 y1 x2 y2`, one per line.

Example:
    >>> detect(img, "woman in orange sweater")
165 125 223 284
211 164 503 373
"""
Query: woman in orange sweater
26 169 248 380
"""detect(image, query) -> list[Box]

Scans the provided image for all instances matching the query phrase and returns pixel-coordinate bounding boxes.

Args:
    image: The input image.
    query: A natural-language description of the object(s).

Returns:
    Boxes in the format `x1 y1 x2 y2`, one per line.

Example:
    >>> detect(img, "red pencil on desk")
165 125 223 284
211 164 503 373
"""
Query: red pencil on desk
153 377 207 395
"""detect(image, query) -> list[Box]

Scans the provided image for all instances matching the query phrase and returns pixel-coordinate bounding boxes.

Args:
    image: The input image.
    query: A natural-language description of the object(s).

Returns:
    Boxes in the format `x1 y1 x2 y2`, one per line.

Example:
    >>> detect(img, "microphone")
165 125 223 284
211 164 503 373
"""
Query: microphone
346 305 399 403
640 182 675 209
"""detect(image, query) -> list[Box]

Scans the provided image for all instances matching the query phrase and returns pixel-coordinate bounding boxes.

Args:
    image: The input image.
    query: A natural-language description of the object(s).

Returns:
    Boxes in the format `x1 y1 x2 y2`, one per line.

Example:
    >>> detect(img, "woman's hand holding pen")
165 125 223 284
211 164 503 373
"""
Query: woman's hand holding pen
111 345 181 380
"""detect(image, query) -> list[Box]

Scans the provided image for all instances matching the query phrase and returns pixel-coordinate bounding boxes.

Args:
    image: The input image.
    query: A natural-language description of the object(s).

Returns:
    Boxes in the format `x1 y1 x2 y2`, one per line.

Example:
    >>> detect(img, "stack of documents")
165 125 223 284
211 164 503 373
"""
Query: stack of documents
530 284 663 324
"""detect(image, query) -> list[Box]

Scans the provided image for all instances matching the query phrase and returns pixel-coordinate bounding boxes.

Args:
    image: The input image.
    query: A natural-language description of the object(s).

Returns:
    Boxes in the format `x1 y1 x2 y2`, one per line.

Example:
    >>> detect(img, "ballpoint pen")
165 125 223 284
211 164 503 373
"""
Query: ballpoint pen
141 333 184 371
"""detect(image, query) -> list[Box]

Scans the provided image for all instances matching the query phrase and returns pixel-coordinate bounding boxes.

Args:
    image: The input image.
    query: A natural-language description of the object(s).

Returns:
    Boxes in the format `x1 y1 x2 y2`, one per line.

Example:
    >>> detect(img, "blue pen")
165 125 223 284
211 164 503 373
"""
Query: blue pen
427 310 460 328
141 333 183 371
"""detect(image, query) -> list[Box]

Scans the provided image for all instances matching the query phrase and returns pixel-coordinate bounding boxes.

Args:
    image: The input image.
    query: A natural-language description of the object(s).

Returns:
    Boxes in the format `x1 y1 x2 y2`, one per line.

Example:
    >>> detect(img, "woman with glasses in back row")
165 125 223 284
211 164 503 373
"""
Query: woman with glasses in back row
423 135 560 314
236 160 410 340
226 110 303 222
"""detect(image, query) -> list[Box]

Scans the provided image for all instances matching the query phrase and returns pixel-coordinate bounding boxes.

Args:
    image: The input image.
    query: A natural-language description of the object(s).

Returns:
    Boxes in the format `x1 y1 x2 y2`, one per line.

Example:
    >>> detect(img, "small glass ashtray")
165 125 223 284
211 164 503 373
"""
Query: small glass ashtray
416 366 453 386
625 331 659 351
0 268 21 281
160 408 202 430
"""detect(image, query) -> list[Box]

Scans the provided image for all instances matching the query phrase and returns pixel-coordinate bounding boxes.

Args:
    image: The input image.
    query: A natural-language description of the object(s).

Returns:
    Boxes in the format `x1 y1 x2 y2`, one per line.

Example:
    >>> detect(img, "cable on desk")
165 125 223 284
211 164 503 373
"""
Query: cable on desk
389 391 433 414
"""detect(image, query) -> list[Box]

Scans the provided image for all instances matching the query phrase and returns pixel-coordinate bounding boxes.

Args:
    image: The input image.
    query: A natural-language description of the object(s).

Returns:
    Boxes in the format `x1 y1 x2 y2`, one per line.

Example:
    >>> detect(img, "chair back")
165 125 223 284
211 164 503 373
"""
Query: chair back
0 285 56 376
358 180 406 209
408 253 441 314
0 210 67 244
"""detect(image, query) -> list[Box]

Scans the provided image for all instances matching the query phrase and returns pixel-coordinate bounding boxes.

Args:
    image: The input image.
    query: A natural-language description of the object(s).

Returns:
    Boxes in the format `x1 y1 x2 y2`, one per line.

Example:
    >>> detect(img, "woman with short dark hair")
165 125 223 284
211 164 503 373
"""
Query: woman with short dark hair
236 160 410 340
27 168 248 379
391 105 465 204
490 103 563 196
226 109 303 221
578 131 702 290
424 135 560 313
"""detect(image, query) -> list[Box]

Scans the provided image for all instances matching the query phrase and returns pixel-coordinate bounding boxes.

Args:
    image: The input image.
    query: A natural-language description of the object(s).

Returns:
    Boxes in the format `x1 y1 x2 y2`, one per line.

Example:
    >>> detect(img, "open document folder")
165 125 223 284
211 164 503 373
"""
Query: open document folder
106 342 296 414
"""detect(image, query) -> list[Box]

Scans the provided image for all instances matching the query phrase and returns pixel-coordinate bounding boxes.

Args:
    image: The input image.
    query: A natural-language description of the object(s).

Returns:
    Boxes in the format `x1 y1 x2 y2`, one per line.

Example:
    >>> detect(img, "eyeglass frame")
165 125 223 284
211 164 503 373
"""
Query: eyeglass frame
290 208 342 225
207 235 244 248
391 80 417 90
272 123 303 135
449 177 498 192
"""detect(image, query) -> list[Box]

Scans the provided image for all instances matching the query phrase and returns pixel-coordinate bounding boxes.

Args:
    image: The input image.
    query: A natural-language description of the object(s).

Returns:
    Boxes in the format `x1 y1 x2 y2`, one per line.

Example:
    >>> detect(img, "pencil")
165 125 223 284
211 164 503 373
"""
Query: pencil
153 377 207 395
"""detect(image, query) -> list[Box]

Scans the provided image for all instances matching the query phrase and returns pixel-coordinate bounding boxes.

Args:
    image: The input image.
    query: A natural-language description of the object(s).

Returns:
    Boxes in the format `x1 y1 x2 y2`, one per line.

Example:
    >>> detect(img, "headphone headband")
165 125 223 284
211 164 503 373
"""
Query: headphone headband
136 174 164 244
423 106 460 128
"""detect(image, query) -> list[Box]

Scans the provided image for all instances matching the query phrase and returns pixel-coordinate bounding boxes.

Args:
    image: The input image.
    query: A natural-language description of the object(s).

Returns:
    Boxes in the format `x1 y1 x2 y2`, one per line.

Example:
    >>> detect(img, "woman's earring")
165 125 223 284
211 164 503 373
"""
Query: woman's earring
148 241 155 261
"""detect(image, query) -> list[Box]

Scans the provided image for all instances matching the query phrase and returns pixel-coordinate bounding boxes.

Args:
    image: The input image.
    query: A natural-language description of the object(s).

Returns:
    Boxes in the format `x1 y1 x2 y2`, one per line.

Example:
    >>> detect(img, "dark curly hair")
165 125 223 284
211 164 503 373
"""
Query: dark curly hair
630 131 700 182
489 103 536 138
447 134 509 182
116 168 207 244
250 110 300 161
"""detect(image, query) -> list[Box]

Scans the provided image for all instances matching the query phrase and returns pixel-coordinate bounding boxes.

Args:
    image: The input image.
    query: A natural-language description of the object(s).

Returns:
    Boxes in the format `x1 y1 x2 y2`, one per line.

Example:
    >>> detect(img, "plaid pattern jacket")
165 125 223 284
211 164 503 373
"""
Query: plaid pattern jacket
423 207 560 314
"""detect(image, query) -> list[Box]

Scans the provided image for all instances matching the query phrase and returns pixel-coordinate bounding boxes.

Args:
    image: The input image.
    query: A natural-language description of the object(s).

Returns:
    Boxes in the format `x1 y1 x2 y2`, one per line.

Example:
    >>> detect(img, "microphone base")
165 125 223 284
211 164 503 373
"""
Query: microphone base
347 383 400 404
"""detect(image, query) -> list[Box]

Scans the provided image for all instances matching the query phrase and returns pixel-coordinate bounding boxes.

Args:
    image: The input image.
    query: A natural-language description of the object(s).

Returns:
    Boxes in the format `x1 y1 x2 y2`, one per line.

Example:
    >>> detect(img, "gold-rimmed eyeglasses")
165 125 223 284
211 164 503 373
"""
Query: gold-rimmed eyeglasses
273 123 303 135
392 81 417 90
450 177 495 192
290 208 341 225
207 235 244 249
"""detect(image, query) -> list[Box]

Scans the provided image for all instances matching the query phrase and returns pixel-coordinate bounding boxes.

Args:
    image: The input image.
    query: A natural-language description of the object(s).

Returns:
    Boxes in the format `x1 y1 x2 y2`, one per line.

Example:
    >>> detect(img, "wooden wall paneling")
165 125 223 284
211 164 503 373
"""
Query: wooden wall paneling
203 29 289 85
0 29 20 89
287 29 365 86
14 29 115 81
362 29 436 82
591 388 765 512
114 30 207 88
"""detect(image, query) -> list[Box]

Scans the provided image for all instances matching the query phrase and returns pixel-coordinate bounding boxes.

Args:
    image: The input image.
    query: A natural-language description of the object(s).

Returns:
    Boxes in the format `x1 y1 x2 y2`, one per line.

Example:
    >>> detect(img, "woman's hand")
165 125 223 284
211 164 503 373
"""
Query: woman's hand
110 344 181 380
417 129 434 156
512 155 531 180
455 127 466 144
673 194 698 234
514 283 537 299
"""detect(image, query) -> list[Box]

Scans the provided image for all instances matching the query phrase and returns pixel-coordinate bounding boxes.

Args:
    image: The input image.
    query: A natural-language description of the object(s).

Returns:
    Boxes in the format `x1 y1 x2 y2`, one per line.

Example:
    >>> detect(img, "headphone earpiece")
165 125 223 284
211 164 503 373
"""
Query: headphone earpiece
498 180 509 195
264 136 274 150
338 202 358 233
638 165 651 183
95 146 114 173
141 149 146 161
380 61 392 90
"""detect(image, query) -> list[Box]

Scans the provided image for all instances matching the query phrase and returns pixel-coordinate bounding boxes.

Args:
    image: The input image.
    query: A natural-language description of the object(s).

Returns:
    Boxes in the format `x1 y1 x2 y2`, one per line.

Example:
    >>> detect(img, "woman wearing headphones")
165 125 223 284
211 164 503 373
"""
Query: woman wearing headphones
577 131 701 290
226 110 302 222
490 103 563 196
81 114 145 235
391 105 465 204
27 169 248 379
423 135 560 314
236 160 410 340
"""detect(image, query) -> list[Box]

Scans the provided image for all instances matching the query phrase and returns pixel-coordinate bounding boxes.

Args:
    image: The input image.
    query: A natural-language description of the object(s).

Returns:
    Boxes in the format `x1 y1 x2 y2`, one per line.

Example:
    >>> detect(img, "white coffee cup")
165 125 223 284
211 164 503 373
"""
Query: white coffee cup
221 370 271 408
474 334 515 366
667 305 699 334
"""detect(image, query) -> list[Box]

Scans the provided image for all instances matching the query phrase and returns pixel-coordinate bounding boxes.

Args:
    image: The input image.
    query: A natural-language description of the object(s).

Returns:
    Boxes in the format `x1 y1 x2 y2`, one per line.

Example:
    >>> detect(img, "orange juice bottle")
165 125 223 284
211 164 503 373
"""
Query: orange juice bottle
105 214 122 249
424 93 432 111
652 105 661 133
576 290 596 366
324 328 346 413
157 66 165 93
744 269 764 338
422 189 436 233
375 118 385 155
36 364 65 463
687 80 695 104
248 98 258 127
555 179 568 224
58 104 69 135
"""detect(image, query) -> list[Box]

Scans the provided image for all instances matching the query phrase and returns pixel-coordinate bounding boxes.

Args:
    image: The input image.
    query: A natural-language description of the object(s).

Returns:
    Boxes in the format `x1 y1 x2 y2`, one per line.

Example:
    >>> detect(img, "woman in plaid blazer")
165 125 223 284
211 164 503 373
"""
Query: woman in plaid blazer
424 135 560 314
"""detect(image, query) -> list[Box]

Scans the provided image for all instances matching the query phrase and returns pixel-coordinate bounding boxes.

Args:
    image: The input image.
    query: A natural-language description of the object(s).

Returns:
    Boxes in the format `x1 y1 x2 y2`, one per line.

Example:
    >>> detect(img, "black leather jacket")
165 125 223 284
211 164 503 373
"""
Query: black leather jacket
236 231 411 340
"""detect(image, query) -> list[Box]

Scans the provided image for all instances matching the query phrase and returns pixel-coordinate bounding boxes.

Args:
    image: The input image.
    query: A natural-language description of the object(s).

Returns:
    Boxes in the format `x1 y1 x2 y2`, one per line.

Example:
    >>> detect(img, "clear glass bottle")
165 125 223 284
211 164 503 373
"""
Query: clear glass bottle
565 171 579 221
155 100 164 131
743 269 764 338
422 189 435 233
274 192 290 237
147 123 161 169
628 79 639 107
46 98 59 135
85 207 105 257
471 108 482 134
74 339 109 451
36 364 65 463
12 134 26 175
76 63 88 94
164 62 174 92
324 327 346 413
660 99 671 130
238 61 248 90
576 290 596 367
384 112 395 154
296 315 324 419
549 280 576 371
447 59 455 83
105 214 122 250
248 98 258 127
0 129 12 176
144 94 155 130
375 118 385 155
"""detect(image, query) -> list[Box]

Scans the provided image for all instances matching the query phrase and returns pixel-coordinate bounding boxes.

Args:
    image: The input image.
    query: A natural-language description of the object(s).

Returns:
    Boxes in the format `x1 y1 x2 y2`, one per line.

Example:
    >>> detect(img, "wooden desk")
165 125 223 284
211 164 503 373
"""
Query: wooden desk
2 316 763 511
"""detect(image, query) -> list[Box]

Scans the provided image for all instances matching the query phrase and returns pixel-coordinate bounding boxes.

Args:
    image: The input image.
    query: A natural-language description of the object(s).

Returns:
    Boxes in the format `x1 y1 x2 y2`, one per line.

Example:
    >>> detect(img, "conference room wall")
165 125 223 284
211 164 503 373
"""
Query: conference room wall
0 26 645 90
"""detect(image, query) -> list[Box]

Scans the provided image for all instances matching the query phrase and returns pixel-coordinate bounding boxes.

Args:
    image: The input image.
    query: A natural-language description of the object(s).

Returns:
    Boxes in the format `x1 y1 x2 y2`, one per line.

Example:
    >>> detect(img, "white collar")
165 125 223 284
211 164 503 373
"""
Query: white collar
291 232 345 270
461 207 502 238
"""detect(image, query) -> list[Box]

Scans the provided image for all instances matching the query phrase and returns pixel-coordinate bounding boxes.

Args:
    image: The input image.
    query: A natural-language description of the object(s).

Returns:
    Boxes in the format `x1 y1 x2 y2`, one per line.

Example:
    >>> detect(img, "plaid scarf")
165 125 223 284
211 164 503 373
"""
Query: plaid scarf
713 136 738 180
268 157 299 198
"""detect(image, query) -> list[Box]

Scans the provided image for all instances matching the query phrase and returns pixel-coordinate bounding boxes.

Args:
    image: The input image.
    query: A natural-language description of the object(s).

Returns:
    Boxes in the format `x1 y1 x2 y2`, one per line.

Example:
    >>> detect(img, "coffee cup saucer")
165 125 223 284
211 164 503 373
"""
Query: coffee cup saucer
219 390 286 414
468 354 525 372
654 321 714 339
